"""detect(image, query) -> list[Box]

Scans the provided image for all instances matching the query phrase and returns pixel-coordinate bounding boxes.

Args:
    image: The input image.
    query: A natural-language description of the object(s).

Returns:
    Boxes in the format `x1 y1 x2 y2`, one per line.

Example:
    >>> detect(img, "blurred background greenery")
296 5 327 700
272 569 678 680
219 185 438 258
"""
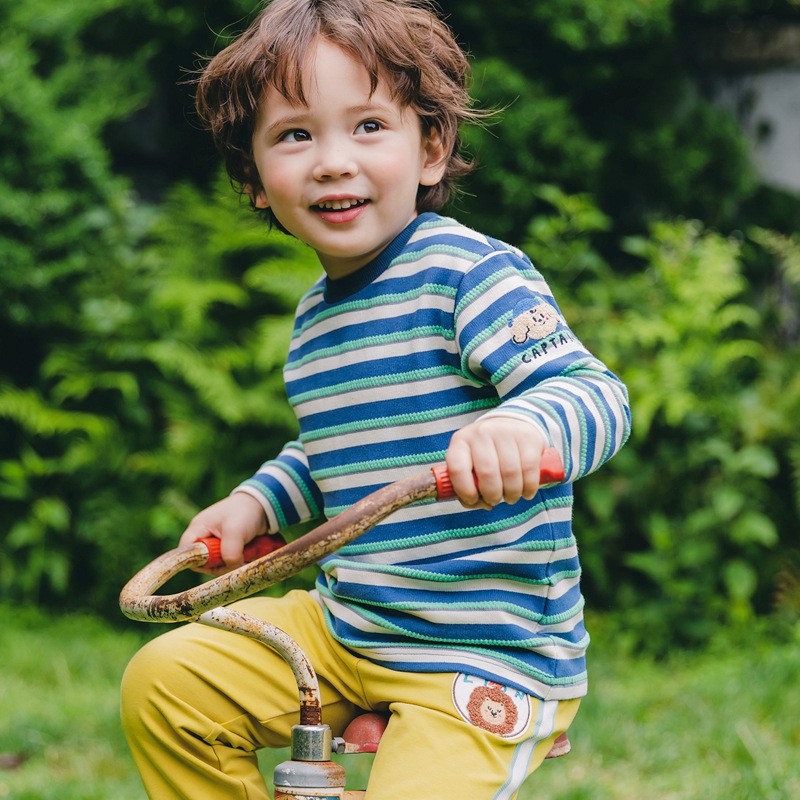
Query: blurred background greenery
1 0 799 658
3 0 800 796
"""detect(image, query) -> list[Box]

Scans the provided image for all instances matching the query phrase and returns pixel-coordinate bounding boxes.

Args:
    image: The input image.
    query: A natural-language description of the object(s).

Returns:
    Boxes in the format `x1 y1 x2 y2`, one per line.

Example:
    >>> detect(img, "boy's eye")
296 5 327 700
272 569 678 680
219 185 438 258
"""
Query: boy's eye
279 129 311 143
356 120 382 134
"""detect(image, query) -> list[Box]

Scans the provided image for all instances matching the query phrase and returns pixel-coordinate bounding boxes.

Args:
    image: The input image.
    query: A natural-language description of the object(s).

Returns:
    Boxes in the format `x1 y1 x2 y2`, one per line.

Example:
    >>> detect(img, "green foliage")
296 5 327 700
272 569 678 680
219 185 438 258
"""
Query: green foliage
1 0 799 652
0 604 150 799
0 0 146 342
447 0 673 55
445 0 761 239
1 175 320 612
524 0 674 50
524 190 800 648
461 61 605 241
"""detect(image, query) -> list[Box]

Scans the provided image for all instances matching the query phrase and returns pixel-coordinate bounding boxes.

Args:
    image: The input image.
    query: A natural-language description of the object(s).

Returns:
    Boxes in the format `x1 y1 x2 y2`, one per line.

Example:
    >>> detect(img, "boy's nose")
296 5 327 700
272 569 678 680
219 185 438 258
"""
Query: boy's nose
312 142 358 181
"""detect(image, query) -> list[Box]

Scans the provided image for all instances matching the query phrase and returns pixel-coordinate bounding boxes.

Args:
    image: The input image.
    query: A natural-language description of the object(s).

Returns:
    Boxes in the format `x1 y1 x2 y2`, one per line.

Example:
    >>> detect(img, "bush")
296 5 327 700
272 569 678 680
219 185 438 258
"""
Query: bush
1 176 320 613
2 0 799 651
524 187 800 649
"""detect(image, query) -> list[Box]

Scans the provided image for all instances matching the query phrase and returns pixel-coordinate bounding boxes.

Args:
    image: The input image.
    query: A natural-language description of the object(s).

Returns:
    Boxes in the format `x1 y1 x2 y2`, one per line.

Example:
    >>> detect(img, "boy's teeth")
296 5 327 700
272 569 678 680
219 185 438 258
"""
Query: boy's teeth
318 199 361 210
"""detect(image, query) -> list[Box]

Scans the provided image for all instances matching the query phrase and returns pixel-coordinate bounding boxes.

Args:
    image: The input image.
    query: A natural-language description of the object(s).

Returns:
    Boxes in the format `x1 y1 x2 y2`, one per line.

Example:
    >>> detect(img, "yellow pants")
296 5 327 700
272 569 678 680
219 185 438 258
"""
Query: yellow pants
121 590 579 799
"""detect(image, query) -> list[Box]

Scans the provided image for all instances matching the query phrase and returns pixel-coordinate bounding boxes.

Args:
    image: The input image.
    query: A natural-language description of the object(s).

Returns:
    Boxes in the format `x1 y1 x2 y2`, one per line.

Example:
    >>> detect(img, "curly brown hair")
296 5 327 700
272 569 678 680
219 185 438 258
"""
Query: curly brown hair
194 0 482 224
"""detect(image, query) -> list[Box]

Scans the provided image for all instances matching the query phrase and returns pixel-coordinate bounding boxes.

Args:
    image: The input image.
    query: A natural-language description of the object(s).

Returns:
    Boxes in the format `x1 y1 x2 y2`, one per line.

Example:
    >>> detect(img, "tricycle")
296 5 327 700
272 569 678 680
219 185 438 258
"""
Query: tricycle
120 450 569 798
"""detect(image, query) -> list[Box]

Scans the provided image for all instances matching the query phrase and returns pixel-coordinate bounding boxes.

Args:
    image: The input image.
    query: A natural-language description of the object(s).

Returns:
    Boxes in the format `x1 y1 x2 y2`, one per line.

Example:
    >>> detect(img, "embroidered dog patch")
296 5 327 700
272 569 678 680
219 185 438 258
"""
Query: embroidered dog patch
451 674 532 738
509 301 559 344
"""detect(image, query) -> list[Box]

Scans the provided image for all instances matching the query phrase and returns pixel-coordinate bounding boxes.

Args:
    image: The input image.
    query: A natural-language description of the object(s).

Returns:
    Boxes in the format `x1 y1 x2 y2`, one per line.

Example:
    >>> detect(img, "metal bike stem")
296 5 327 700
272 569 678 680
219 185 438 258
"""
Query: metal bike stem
199 606 323 727
200 607 348 794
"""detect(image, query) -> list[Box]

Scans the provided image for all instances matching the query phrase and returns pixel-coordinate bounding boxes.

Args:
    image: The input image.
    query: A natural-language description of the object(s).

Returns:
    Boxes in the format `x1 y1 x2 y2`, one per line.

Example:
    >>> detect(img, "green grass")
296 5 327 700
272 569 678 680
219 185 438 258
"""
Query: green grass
1 604 798 799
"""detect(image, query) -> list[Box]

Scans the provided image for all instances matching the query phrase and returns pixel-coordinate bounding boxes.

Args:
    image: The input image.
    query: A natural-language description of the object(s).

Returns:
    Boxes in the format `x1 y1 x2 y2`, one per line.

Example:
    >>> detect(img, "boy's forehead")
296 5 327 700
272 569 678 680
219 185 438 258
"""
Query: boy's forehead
270 36 397 108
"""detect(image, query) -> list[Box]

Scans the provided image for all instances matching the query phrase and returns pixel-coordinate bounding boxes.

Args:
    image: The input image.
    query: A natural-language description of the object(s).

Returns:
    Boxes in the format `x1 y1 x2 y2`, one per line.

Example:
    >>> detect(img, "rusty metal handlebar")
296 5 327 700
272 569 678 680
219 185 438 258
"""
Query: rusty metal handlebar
119 451 565 624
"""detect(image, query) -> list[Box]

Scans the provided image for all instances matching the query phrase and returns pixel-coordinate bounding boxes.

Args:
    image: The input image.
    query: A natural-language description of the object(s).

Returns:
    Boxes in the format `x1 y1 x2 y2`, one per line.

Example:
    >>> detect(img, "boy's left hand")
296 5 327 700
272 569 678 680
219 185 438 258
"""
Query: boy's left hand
445 417 547 509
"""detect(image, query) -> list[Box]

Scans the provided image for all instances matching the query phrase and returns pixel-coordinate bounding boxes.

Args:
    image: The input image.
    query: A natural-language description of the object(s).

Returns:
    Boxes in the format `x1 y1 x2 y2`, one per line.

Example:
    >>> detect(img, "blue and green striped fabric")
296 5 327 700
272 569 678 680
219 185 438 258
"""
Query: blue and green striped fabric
236 213 631 699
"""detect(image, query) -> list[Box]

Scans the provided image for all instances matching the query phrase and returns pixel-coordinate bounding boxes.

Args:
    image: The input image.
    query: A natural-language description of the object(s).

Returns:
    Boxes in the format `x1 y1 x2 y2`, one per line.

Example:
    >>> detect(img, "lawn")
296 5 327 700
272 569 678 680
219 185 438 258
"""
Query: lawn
1 603 797 799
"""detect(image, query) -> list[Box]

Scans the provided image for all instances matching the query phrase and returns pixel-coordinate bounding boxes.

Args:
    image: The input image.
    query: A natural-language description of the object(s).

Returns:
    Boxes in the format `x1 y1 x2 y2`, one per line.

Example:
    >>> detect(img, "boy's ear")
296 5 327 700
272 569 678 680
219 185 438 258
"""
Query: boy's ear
245 183 269 209
420 128 448 187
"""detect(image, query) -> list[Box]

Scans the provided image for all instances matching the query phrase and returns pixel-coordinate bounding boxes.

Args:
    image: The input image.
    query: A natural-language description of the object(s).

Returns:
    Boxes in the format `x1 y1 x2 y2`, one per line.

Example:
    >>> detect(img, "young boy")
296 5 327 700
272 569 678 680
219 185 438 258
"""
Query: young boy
121 1 631 797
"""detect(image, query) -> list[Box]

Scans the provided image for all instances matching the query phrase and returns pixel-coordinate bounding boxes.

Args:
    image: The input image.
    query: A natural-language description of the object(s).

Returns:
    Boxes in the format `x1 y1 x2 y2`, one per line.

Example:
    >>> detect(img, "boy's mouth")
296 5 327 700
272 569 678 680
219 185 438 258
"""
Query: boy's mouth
312 197 369 224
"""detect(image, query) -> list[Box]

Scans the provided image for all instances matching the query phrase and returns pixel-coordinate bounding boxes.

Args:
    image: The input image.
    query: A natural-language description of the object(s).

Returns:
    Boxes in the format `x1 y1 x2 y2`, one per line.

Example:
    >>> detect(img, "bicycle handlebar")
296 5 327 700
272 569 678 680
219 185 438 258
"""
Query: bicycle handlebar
119 450 565 624
200 532 286 571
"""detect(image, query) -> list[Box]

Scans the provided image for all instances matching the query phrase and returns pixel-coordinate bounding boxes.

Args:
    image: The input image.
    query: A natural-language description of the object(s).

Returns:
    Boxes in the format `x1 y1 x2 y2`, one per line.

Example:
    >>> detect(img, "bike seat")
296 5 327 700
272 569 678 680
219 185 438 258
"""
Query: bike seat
335 712 571 758
335 712 390 754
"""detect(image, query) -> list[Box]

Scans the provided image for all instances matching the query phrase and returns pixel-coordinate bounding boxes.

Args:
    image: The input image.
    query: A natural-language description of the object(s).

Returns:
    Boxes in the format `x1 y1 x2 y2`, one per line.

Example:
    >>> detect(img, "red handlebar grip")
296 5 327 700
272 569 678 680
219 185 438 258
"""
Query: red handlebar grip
539 447 566 484
199 533 286 570
432 447 565 501
432 464 455 499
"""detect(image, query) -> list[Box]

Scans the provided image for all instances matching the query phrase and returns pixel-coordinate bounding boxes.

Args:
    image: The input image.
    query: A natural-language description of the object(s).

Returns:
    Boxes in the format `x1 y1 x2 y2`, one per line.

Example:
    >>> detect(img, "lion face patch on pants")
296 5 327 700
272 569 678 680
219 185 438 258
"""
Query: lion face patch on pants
451 673 532 739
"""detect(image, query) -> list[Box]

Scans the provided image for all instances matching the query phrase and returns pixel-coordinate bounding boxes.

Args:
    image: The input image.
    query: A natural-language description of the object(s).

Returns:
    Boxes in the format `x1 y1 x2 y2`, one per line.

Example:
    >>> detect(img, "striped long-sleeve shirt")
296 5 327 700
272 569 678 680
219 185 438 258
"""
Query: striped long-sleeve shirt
236 212 631 700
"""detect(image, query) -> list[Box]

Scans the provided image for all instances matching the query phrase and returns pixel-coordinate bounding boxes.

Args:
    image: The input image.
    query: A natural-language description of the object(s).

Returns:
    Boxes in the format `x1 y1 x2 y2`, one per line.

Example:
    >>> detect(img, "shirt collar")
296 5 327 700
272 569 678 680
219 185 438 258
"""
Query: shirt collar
322 213 437 303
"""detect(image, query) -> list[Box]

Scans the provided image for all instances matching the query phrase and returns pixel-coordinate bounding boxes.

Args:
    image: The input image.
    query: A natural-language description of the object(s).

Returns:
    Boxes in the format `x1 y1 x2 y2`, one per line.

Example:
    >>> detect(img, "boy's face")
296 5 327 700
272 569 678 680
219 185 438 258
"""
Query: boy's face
250 38 446 279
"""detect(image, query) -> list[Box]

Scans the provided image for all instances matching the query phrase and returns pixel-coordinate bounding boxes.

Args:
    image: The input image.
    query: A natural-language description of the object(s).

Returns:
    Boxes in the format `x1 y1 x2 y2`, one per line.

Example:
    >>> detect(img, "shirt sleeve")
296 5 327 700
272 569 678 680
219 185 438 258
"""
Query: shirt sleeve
454 248 631 482
232 439 324 532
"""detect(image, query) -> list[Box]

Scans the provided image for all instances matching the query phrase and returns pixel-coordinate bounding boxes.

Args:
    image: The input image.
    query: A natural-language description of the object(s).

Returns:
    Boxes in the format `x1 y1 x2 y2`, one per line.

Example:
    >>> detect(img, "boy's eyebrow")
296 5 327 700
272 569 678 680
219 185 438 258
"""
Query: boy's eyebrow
346 101 398 117
264 101 401 134
264 111 311 134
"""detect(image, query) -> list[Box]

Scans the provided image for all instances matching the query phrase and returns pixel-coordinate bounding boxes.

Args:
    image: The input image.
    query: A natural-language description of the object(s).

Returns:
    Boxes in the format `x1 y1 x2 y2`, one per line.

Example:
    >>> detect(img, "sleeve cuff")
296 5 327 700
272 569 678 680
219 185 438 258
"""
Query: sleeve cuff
231 485 281 534
479 408 554 447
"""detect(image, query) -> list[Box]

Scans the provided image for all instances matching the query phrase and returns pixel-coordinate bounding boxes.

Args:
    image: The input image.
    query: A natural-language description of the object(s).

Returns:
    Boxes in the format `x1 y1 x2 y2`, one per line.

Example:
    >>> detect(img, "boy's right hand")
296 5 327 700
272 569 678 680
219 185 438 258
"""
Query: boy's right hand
179 493 268 575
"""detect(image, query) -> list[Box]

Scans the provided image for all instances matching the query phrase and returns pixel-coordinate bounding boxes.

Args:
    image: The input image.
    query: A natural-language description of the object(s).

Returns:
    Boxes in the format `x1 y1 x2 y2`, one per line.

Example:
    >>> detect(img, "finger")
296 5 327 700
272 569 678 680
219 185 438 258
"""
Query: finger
519 444 542 500
462 497 493 511
494 438 526 505
220 534 246 571
471 434 503 507
179 519 214 550
445 434 481 507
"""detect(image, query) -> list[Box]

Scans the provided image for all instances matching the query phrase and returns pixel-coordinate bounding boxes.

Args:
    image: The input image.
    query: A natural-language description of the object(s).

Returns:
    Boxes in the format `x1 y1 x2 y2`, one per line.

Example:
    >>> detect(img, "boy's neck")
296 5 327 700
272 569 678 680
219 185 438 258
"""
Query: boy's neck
318 210 421 282
322 212 436 303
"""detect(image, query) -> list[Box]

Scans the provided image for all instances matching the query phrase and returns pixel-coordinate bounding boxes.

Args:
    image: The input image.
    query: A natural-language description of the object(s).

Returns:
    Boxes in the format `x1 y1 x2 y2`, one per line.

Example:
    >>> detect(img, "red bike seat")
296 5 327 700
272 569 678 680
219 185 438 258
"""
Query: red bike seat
341 712 390 753
340 712 571 758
